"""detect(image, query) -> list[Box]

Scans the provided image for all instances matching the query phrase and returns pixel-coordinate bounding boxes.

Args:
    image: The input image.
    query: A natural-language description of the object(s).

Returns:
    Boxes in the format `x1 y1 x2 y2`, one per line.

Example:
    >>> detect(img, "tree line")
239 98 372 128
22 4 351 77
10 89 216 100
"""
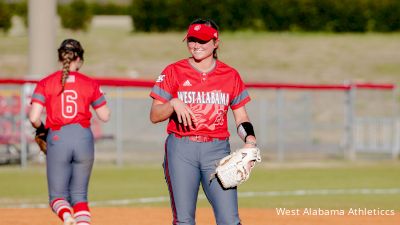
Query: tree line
1 0 399 33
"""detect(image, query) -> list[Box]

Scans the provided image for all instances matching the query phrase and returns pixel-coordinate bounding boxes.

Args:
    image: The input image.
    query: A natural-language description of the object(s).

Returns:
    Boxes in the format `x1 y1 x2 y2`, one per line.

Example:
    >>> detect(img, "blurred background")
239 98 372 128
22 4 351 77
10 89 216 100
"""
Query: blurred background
1 0 399 165
0 0 399 216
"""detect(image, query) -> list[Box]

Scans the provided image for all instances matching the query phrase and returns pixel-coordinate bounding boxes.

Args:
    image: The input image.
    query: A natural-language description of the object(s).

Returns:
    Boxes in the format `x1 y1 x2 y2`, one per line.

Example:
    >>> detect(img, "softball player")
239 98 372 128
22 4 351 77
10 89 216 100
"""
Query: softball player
150 19 257 225
29 39 110 225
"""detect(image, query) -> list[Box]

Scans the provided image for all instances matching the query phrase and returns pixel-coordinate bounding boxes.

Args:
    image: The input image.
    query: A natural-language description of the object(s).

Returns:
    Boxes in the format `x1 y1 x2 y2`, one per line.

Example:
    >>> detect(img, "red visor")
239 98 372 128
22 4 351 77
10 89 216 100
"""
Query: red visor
184 24 219 41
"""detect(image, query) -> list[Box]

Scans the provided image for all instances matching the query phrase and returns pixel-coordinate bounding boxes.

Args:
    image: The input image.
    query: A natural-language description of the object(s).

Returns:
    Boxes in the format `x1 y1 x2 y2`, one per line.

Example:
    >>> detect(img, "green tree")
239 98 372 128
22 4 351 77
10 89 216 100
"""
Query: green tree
131 0 174 32
12 0 28 28
0 0 12 33
369 0 400 32
59 0 92 31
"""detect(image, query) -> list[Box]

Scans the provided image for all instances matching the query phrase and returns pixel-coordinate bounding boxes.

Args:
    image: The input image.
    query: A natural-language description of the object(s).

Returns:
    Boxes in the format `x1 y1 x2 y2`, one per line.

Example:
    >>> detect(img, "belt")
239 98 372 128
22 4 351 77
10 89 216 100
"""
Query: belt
173 134 227 142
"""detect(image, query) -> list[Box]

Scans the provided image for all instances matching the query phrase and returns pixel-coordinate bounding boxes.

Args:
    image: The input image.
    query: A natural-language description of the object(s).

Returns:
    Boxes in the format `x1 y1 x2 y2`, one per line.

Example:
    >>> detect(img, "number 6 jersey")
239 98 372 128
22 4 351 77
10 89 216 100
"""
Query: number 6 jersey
31 71 106 130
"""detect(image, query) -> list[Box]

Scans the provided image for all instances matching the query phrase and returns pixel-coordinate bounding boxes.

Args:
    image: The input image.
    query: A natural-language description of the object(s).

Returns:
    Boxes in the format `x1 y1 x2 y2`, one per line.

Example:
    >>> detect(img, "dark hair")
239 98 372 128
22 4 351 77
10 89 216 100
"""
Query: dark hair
189 18 219 59
57 39 84 93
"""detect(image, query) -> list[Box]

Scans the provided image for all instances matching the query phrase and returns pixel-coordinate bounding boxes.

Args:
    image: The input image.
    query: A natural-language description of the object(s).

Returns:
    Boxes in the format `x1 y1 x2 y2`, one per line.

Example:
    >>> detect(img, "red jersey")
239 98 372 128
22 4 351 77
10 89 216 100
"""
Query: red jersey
31 71 106 130
150 59 251 138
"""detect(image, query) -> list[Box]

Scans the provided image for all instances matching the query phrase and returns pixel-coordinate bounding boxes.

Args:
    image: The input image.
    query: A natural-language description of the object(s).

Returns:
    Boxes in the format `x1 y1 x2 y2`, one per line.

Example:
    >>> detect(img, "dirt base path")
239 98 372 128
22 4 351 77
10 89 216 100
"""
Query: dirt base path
1 208 399 225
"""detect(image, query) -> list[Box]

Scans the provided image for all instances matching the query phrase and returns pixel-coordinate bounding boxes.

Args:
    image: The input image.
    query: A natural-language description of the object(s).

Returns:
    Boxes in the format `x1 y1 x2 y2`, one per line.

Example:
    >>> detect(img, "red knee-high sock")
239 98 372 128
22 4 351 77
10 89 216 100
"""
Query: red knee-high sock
50 198 73 221
73 202 91 225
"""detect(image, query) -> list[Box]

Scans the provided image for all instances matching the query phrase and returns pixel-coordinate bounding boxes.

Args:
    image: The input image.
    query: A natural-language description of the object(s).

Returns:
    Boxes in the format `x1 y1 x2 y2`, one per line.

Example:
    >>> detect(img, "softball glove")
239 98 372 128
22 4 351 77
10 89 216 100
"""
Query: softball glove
213 147 261 189
35 123 48 155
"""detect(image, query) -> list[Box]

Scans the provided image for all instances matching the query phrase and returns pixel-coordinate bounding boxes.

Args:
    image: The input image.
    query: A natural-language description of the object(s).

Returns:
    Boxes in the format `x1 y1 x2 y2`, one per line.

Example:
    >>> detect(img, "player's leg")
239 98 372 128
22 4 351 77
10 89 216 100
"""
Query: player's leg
164 134 202 225
69 125 95 225
200 140 241 225
73 202 91 225
46 129 75 223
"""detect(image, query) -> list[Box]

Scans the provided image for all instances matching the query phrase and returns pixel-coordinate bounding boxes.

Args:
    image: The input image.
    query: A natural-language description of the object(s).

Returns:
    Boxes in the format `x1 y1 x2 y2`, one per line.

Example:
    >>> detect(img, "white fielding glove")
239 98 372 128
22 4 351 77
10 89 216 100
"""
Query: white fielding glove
212 147 261 189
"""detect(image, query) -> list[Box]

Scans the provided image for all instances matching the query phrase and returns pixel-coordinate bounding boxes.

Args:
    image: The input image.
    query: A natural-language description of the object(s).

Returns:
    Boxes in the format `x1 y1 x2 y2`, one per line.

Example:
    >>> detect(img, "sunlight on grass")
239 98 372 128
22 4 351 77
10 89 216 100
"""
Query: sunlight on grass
1 162 399 208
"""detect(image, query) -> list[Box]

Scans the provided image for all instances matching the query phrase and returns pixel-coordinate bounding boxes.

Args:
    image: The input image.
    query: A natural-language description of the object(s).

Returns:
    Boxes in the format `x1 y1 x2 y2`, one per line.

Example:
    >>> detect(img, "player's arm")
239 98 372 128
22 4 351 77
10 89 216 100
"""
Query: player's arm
94 104 110 122
233 105 258 169
150 98 195 128
29 102 44 128
29 102 48 154
232 106 257 148
92 82 110 123
150 99 173 123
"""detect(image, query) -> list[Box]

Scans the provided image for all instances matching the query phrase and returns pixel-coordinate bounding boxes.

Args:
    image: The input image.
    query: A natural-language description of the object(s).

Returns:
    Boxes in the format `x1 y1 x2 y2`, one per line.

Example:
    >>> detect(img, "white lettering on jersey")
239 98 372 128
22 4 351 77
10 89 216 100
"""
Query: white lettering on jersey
177 91 229 106
156 74 166 83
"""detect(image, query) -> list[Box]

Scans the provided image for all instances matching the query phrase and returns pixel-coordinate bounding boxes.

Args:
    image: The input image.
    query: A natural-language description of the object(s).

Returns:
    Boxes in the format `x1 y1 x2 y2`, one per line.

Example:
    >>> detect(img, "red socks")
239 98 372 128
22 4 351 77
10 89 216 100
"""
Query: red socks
50 198 73 221
50 199 91 224
73 202 91 225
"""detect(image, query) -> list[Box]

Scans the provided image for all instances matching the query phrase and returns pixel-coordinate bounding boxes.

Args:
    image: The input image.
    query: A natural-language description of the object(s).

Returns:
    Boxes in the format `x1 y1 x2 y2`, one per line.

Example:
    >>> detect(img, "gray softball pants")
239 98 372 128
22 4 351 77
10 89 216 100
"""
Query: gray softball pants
46 124 94 206
164 134 241 225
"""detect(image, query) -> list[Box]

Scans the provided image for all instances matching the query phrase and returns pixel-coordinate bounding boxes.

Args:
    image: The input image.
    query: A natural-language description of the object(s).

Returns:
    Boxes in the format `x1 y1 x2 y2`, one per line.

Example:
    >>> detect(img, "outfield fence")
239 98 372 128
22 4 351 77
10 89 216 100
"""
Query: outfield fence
0 78 398 167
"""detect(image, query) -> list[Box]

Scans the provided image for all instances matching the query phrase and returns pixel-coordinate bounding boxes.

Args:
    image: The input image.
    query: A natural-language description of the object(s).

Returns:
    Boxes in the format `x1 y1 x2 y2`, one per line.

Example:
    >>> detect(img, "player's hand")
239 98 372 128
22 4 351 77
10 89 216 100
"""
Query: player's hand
243 139 257 171
170 98 196 129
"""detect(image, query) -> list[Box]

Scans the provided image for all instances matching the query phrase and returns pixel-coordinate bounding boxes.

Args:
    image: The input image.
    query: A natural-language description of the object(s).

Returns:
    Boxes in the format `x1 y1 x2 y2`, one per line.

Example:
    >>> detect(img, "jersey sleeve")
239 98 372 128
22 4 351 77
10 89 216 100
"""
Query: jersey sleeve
31 80 46 105
230 71 251 110
91 81 107 109
149 66 177 103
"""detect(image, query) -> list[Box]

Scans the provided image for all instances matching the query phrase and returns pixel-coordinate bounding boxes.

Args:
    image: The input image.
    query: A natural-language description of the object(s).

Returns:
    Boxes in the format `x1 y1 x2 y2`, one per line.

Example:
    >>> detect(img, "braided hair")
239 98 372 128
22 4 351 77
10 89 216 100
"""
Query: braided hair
189 18 220 59
57 39 84 93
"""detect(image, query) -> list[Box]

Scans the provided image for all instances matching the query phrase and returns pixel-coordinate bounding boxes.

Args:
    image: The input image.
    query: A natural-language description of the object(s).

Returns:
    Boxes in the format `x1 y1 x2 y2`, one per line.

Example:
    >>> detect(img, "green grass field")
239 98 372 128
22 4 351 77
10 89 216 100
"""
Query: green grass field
1 162 399 210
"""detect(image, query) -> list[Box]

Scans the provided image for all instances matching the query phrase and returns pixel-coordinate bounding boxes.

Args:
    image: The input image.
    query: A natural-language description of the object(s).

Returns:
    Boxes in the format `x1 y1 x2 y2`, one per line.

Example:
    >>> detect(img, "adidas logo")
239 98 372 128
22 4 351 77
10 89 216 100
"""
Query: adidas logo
183 80 192 86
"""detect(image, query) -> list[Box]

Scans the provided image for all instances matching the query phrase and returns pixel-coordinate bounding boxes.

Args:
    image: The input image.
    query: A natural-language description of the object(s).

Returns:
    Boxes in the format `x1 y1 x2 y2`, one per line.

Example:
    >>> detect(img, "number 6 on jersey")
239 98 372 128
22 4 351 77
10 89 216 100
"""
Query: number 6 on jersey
62 90 78 118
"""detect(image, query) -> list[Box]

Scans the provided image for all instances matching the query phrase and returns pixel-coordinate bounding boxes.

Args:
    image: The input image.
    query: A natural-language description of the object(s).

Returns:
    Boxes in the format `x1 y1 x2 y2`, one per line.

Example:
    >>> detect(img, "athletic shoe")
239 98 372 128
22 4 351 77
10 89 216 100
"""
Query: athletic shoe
64 216 77 225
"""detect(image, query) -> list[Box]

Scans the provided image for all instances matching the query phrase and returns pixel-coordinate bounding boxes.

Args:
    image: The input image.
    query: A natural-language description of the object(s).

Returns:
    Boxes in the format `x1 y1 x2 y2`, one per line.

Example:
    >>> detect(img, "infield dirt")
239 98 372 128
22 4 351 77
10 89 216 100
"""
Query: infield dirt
2 208 399 225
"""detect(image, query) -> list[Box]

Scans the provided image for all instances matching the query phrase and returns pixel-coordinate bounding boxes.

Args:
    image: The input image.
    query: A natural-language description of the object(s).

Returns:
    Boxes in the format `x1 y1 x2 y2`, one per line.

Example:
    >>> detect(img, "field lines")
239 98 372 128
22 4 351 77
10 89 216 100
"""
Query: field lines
6 188 400 208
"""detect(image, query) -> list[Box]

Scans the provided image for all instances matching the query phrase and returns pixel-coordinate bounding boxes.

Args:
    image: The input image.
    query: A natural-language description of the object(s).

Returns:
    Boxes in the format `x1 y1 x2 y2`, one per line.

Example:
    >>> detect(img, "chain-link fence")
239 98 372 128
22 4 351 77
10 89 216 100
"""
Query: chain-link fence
0 80 398 166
